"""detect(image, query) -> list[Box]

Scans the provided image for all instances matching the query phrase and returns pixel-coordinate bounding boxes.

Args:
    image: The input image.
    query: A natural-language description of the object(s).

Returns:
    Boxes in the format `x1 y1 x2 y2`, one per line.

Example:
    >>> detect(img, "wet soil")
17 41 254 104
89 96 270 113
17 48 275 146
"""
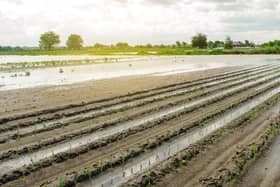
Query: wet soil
0 67 236 118
155 101 280 187
239 136 280 187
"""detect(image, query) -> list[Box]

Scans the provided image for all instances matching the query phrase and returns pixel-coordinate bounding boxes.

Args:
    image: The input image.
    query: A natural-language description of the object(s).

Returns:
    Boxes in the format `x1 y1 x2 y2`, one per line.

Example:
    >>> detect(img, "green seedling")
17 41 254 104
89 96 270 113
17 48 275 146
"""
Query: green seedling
59 177 65 187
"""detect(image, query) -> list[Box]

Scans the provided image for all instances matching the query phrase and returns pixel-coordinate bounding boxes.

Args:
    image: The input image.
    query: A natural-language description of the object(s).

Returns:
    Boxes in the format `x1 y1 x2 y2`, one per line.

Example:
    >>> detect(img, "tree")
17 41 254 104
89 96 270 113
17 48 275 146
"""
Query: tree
214 40 224 48
191 33 207 49
224 36 233 49
115 42 130 49
94 43 108 49
182 42 187 47
145 43 153 48
66 34 83 50
244 40 255 48
244 40 250 47
175 41 181 48
39 31 60 50
262 40 280 48
207 41 215 49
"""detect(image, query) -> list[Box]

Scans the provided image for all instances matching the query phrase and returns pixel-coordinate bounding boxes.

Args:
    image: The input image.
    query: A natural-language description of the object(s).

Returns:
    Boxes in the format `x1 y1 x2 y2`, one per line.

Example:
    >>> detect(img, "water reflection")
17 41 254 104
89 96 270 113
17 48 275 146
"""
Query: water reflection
0 65 276 139
0 70 279 176
82 85 280 187
1 55 280 91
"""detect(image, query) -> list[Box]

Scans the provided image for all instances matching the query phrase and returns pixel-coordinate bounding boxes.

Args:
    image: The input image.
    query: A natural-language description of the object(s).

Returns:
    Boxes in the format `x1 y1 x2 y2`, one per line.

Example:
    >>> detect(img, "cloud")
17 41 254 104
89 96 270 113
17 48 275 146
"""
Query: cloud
1 0 23 5
222 14 280 31
142 0 178 6
0 0 279 46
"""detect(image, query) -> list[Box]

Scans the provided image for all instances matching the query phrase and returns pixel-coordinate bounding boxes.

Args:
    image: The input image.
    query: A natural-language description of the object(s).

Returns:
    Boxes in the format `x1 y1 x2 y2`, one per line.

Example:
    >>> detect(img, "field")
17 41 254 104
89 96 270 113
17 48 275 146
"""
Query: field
1 63 280 187
1 47 280 56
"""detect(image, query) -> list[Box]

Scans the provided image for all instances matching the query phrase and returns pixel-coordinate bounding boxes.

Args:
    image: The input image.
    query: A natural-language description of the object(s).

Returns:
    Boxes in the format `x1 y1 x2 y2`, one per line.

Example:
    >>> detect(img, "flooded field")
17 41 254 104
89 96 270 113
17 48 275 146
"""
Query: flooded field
0 55 280 90
1 56 280 187
0 55 141 64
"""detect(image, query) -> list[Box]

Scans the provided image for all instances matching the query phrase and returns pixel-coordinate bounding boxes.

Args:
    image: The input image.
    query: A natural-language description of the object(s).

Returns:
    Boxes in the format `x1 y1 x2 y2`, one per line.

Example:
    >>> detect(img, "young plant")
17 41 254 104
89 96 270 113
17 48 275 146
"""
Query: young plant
59 177 66 187
74 171 80 185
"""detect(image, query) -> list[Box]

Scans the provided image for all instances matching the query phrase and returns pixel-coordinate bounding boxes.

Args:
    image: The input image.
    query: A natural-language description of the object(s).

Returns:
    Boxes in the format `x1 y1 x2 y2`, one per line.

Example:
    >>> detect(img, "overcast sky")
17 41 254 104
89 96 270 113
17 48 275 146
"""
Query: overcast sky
0 0 279 46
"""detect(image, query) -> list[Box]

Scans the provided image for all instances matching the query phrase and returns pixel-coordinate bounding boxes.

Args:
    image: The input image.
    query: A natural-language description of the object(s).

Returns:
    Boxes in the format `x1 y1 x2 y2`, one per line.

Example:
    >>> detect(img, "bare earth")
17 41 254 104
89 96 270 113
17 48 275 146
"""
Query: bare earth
2 64 280 187
0 67 235 118
239 136 280 187
155 101 280 187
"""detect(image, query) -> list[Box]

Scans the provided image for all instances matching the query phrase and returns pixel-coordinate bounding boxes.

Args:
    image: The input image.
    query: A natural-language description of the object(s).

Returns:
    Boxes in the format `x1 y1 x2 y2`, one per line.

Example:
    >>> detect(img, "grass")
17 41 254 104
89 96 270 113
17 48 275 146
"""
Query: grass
0 47 280 56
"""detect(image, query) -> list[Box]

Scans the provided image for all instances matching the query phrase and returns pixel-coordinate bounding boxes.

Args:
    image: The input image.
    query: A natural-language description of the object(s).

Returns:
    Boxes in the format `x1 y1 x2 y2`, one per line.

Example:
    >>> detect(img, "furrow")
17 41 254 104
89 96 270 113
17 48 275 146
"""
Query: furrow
0 65 271 127
0 65 278 140
0 68 279 179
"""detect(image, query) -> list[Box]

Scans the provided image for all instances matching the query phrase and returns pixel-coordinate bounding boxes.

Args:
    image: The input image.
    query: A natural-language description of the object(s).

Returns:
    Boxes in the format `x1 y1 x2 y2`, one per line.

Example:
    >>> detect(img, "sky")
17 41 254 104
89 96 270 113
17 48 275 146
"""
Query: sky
0 0 279 46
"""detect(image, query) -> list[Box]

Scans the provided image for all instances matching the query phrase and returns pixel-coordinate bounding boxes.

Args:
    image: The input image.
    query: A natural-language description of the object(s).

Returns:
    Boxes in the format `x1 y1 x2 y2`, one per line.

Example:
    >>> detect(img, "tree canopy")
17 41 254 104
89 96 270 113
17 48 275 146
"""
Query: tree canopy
262 40 280 48
192 33 207 49
66 34 83 50
224 36 233 49
115 42 130 49
39 31 60 50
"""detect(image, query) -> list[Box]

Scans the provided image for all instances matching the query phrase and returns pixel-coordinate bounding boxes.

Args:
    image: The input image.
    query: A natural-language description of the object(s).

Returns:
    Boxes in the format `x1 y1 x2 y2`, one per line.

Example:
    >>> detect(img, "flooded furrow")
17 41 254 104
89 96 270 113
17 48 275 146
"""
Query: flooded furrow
1 65 278 139
80 85 280 187
0 71 280 176
0 64 270 125
0 56 273 91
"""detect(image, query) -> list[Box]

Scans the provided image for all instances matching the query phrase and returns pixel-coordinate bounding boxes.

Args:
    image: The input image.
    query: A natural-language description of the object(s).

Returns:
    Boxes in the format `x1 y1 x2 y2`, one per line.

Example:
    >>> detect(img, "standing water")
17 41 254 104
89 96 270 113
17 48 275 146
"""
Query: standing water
81 85 280 187
0 55 280 91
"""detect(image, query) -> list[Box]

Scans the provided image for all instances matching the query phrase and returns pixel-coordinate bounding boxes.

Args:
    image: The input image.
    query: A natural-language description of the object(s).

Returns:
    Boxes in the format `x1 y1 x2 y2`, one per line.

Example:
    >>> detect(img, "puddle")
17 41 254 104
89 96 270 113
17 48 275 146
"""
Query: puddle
0 65 278 139
0 71 280 176
81 86 280 187
0 55 280 91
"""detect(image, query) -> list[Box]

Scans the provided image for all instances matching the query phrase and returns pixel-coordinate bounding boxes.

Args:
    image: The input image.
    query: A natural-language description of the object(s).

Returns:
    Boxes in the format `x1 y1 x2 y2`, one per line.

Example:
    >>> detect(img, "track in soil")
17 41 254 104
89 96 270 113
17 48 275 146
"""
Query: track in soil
1 64 280 187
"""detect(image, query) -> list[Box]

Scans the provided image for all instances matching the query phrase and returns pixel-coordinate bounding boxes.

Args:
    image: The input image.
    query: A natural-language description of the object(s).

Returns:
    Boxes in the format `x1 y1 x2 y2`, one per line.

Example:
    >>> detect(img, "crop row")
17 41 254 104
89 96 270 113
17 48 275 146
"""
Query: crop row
1 70 279 163
46 83 280 187
0 63 271 131
3 66 277 142
0 65 270 125
2 79 280 186
202 116 280 186
123 93 280 187
0 57 122 71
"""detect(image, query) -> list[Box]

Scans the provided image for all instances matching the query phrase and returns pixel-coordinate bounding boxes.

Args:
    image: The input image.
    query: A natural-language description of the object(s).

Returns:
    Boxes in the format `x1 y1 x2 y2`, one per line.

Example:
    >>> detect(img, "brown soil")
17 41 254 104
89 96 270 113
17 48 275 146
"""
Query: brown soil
0 67 235 118
0 72 248 153
238 136 280 187
2 77 255 187
155 101 280 187
2 65 280 187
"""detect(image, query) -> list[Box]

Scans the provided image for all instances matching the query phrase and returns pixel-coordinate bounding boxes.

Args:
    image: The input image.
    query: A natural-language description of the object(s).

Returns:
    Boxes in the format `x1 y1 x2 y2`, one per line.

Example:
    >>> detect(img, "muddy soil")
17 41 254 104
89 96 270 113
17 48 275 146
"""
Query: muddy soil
0 67 236 118
154 101 280 187
3 86 254 187
2 64 280 187
239 136 280 187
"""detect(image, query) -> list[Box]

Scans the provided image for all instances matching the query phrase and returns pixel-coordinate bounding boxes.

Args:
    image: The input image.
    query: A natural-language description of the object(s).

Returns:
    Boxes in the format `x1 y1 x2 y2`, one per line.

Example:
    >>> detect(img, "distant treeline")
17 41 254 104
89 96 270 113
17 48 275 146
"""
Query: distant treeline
1 31 280 52
0 46 27 51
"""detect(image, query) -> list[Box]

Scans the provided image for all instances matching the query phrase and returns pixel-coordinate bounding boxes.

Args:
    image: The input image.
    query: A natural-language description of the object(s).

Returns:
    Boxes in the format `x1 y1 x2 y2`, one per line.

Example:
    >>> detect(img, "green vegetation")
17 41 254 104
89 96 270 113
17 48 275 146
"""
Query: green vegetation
39 31 60 50
66 34 83 50
0 32 279 55
115 42 130 49
1 47 280 56
191 33 207 49
224 36 233 49
262 40 280 48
